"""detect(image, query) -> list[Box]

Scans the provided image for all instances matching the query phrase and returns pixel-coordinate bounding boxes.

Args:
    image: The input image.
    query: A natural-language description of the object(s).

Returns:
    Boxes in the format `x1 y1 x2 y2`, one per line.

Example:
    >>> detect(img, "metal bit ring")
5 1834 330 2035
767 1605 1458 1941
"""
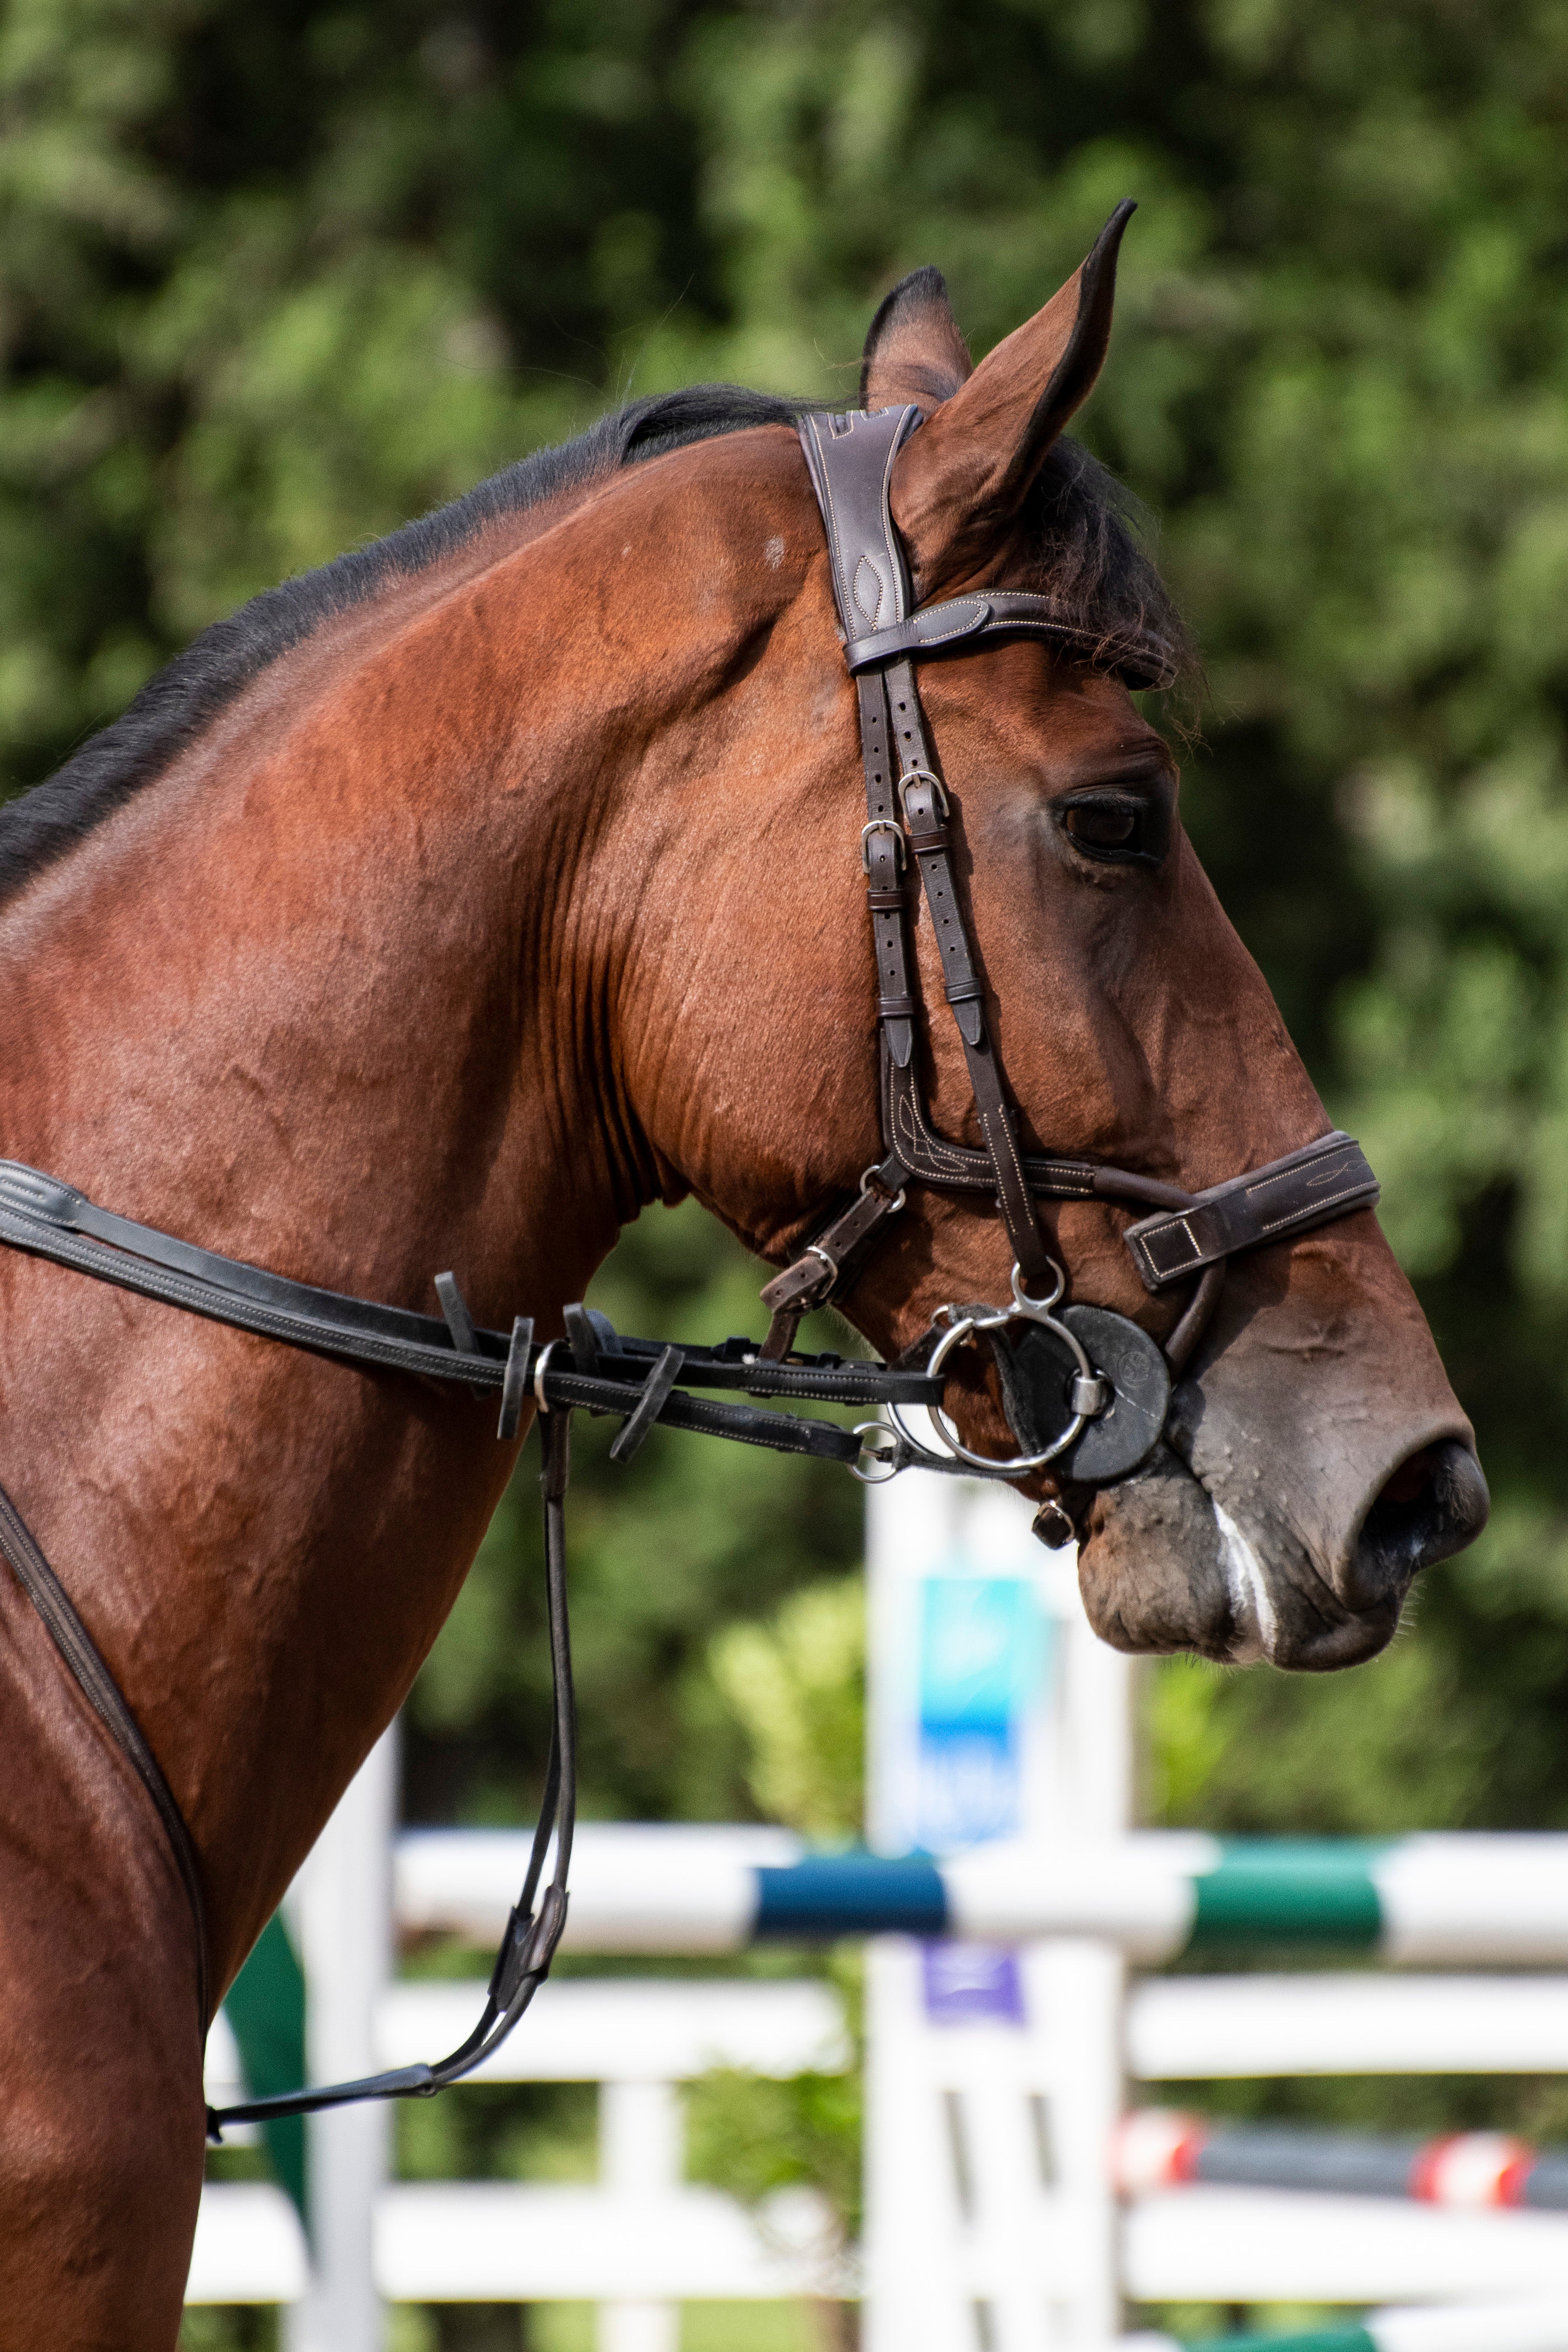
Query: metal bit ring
890 1262 1104 1475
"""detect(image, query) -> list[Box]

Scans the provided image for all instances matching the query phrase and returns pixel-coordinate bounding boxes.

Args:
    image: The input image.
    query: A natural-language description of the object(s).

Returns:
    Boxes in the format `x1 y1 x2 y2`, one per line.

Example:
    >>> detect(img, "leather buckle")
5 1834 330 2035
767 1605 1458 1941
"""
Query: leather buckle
860 819 907 873
859 1162 907 1213
897 765 949 820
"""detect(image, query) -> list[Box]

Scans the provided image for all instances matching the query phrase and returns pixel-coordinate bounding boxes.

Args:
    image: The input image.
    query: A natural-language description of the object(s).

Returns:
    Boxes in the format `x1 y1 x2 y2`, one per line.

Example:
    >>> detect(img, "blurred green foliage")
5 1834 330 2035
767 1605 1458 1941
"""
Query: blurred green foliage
403 1201 866 1826
710 1579 865 1843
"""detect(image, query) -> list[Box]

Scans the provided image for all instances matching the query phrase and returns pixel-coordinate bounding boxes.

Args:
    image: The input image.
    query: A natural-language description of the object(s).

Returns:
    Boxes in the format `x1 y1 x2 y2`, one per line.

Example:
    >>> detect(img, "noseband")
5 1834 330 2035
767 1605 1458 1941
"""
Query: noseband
0 399 1378 2130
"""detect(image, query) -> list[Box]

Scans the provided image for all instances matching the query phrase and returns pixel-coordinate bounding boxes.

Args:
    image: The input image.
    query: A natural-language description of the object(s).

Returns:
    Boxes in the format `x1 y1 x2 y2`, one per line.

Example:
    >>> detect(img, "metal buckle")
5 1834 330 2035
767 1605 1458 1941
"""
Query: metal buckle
896 766 949 820
533 1339 560 1416
858 1163 907 1215
851 1423 903 1485
1032 1499 1078 1549
889 1261 1109 1475
860 820 907 874
787 1244 840 1310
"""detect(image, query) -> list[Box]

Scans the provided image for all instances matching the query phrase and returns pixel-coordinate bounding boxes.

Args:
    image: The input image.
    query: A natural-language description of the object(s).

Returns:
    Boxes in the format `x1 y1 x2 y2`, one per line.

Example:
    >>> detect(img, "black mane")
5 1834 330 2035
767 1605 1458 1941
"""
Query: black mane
0 386 1188 907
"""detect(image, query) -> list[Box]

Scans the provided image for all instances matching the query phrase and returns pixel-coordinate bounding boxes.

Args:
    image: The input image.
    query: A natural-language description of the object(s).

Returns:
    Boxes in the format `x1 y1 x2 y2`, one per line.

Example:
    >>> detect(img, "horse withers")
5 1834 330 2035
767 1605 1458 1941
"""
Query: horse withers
0 209 1484 2340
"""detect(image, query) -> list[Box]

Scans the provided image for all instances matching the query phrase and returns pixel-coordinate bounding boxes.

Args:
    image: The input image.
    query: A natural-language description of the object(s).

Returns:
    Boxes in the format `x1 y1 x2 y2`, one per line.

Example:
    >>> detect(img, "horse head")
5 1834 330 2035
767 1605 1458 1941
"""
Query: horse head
601 208 1487 1670
0 202 1495 2336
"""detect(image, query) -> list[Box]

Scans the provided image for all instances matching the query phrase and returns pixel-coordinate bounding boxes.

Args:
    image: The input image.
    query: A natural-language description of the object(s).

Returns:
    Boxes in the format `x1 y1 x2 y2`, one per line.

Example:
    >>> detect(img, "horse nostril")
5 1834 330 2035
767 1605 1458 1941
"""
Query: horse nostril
1376 1449 1437 1507
1345 1439 1491 1609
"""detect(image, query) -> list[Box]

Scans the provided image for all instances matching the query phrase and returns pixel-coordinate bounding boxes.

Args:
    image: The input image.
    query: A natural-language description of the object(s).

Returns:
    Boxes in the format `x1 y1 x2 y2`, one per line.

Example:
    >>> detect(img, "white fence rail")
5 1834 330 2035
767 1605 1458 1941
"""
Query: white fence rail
1127 1970 1568 2078
1124 2187 1568 2305
196 1935 851 2340
187 2178 845 2308
191 1473 1568 2349
196 1827 1568 2335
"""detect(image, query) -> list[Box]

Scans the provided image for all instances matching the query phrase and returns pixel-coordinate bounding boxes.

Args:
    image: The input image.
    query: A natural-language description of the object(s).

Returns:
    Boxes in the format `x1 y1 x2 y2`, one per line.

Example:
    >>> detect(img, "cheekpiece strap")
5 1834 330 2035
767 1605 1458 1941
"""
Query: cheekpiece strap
796 405 1058 1292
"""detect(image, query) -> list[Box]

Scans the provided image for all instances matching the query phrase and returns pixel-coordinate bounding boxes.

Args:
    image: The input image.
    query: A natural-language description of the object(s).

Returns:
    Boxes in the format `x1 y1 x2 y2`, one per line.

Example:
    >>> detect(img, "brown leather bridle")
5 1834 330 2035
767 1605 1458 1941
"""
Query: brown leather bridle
755 403 1380 1513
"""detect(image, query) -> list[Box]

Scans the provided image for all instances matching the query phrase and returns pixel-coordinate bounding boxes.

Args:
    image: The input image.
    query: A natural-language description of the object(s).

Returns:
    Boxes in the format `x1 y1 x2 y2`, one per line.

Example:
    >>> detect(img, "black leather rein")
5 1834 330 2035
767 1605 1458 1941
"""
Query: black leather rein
0 1161 942 1464
0 398 1381 2136
0 1152 946 2132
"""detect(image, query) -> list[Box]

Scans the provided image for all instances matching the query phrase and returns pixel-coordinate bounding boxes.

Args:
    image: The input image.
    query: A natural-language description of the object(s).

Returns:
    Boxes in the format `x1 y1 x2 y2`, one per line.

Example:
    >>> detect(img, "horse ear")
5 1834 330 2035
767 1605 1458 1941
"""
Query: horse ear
889 200 1135 593
860 266 973 413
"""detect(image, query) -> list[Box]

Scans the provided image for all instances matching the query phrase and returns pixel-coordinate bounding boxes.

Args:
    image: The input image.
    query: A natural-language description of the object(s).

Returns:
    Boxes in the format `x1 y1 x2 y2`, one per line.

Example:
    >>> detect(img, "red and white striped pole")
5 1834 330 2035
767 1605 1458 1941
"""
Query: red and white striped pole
1113 2107 1563 2210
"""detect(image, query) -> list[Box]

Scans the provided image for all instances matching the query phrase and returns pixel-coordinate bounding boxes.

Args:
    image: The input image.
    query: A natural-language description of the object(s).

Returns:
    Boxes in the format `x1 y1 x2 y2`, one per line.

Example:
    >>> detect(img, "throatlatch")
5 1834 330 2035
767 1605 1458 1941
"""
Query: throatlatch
0 401 1382 2135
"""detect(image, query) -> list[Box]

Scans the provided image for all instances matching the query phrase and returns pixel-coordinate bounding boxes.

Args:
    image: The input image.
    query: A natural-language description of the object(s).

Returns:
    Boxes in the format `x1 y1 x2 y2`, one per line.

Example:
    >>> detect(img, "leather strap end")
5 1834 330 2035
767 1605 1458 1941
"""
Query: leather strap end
608 1343 683 1464
434 1271 476 1352
757 1307 802 1363
497 1315 533 1440
760 1249 838 1318
759 1158 910 1332
562 1301 599 1374
434 1270 488 1399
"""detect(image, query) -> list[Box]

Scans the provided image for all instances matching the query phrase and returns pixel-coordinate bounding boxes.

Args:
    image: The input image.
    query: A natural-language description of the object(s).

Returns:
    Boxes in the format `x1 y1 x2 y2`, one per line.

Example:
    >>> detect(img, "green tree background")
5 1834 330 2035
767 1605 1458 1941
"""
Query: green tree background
9 1 1568 2341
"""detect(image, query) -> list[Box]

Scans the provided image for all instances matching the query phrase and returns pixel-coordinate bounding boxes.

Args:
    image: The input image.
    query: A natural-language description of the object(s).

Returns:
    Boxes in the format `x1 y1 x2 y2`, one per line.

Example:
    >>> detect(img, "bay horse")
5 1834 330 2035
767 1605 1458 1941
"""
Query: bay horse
0 208 1485 2341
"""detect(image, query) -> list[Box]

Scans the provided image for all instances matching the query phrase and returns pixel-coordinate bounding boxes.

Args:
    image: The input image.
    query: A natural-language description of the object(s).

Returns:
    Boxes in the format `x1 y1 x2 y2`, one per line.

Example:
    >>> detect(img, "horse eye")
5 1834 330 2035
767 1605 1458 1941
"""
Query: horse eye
1064 801 1140 854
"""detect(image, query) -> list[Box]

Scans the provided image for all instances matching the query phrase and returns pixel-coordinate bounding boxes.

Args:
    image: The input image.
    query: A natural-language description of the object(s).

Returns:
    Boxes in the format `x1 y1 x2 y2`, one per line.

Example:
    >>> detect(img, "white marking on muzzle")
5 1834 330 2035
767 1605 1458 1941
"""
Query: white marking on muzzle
1213 1499 1278 1665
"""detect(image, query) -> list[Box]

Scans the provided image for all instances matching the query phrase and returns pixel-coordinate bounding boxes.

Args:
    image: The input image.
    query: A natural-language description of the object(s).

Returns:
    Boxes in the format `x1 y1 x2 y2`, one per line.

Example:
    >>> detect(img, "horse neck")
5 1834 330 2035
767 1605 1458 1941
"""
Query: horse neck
0 502 701 1978
1 548 637 1314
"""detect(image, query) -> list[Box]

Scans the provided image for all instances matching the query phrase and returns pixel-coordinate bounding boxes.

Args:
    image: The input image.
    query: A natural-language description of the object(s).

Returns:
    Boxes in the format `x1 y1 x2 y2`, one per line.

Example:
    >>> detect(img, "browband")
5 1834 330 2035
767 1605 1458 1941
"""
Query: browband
798 404 1179 690
843 595 1179 691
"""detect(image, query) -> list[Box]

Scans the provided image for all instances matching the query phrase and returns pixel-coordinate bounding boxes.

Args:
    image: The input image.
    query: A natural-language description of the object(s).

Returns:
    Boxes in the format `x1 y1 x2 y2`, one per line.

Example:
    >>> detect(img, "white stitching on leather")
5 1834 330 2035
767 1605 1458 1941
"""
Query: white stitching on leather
891 1071 975 1178
1241 1142 1351 1193
848 604 989 657
1255 1179 1377 1238
1138 1218 1205 1273
981 1106 1038 1249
